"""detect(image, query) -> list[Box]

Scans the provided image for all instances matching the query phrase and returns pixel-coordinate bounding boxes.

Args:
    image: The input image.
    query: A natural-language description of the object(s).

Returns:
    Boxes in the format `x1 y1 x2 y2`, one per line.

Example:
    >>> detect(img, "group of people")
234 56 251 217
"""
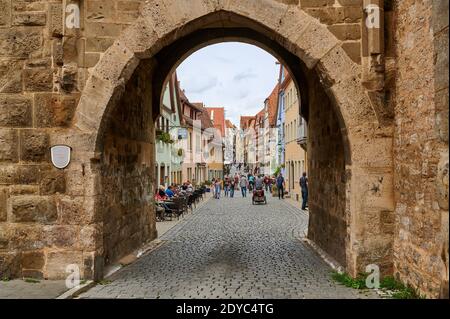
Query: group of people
210 174 266 199
155 172 309 211
154 181 194 202
210 175 241 199
154 181 199 221
273 172 309 210
209 172 309 210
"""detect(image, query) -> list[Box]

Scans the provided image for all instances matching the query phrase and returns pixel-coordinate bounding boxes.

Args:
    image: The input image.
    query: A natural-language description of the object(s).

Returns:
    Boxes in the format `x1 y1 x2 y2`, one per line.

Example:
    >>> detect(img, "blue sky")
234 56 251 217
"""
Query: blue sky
176 42 280 127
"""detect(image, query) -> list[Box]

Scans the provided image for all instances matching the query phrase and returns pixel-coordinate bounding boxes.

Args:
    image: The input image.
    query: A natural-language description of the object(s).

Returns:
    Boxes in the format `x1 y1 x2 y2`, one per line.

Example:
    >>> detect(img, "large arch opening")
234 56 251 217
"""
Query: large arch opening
98 32 350 272
72 5 394 279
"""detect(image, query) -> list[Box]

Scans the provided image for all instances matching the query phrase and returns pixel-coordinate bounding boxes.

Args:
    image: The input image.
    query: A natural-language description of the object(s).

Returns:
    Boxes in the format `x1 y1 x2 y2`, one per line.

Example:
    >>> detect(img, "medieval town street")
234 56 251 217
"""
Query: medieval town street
79 194 379 299
0 0 447 303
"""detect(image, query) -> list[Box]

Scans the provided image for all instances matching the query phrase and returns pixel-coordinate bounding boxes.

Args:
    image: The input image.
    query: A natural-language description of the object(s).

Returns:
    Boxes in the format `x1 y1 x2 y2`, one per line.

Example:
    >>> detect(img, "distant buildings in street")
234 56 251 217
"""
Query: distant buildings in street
156 76 229 186
235 63 308 202
280 65 308 202
156 63 308 198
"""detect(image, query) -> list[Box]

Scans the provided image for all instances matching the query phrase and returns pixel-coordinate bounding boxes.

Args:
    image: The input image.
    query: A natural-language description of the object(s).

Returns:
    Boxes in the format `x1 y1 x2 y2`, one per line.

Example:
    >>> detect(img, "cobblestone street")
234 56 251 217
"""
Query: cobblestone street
80 193 379 299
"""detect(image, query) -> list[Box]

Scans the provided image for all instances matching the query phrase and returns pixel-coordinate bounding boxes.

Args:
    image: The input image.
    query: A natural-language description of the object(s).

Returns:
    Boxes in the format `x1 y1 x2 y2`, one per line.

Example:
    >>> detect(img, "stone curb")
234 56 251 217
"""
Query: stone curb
301 238 345 273
56 280 96 299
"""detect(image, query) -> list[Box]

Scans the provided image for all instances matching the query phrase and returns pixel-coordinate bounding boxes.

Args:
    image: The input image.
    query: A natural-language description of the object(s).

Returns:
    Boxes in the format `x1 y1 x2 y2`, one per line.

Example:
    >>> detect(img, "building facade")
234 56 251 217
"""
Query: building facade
206 107 226 180
224 120 236 165
283 72 307 202
224 119 237 176
155 73 183 188
235 128 245 166
0 0 446 298
276 66 287 177
180 92 204 185
263 84 280 176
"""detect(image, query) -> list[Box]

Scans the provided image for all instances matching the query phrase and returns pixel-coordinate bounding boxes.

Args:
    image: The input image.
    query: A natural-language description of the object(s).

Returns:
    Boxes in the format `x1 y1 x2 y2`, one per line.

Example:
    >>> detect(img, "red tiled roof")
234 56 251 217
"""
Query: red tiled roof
199 107 214 129
225 119 236 129
205 107 225 137
266 83 280 127
240 116 255 130
179 87 189 101
256 108 265 119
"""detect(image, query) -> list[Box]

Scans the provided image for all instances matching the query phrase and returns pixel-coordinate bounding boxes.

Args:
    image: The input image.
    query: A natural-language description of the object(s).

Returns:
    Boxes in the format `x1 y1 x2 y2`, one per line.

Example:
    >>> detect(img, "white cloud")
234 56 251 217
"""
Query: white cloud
177 42 279 126
233 69 258 81
183 75 218 94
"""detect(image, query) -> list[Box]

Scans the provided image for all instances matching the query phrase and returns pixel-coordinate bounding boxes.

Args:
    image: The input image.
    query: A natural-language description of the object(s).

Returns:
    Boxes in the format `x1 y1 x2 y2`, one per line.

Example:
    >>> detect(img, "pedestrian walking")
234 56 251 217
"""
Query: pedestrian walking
224 176 230 197
230 179 235 198
211 178 216 197
269 176 274 194
248 174 255 191
240 175 248 197
255 175 264 190
276 173 285 199
299 172 308 210
214 178 222 199
264 175 270 192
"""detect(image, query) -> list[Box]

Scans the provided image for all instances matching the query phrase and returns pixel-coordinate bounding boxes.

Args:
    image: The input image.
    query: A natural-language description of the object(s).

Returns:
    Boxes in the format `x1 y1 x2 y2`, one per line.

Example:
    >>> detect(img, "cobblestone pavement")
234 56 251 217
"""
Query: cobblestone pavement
0 279 67 299
80 192 380 299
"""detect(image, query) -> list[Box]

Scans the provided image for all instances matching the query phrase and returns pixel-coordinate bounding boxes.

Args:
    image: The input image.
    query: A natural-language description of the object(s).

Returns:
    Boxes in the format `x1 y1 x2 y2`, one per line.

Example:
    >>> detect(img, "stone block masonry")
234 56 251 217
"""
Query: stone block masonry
392 0 449 298
300 0 363 64
0 0 447 300
0 0 149 281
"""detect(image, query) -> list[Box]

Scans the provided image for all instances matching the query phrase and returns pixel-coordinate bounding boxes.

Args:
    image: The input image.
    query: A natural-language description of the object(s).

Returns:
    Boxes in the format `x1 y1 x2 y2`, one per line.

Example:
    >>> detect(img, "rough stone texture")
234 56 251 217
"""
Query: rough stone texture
0 60 23 93
0 95 32 127
0 0 12 27
23 68 54 92
99 63 157 267
10 195 57 223
393 0 449 298
0 129 19 163
12 12 47 26
307 72 347 267
19 130 49 162
0 28 43 57
300 0 363 64
0 187 7 221
0 0 445 299
34 93 79 127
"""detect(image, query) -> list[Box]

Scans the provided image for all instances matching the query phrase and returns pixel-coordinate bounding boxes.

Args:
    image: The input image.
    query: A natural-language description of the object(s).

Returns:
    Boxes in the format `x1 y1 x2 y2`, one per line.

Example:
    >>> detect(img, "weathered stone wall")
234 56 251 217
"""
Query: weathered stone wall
307 73 347 267
0 0 446 297
0 0 146 279
99 63 156 266
300 0 363 64
392 0 449 298
0 0 83 279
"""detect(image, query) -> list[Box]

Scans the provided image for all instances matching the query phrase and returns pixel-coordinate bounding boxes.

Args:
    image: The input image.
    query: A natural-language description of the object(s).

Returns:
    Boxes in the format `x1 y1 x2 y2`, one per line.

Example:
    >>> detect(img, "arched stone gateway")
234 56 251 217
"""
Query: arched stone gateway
70 0 394 279
0 0 447 298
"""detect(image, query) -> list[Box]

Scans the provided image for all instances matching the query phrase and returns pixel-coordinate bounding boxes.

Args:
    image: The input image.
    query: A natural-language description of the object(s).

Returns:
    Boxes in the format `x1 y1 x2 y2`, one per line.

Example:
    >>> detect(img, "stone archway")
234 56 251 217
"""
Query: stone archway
64 0 395 279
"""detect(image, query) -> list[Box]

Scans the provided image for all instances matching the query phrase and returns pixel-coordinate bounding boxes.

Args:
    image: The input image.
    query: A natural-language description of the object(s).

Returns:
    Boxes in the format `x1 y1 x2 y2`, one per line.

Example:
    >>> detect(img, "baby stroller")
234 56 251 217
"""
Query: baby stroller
252 187 267 205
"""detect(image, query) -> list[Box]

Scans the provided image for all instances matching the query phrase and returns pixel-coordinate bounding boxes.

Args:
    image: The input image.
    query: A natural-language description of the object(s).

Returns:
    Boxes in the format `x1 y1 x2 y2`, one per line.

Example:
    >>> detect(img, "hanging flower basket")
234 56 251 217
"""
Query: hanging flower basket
156 131 174 144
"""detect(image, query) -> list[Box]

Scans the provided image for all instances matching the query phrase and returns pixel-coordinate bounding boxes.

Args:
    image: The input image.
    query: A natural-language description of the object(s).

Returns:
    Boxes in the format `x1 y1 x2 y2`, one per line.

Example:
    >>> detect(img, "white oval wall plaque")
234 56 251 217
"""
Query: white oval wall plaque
50 145 72 169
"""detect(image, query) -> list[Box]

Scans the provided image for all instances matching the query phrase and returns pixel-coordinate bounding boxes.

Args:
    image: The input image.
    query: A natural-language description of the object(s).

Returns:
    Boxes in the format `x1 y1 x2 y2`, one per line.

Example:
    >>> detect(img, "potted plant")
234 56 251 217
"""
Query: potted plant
272 184 278 197
156 131 174 144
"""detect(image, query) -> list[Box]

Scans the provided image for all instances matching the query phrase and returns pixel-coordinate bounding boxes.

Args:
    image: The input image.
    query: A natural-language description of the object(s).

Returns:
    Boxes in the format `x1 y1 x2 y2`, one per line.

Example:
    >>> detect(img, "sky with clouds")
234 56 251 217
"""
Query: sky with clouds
176 42 280 127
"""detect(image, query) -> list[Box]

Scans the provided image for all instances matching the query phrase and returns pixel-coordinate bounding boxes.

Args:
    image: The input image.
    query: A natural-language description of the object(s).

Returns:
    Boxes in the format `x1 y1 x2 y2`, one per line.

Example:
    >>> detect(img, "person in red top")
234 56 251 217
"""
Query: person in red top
224 176 230 197
264 175 270 191
155 186 168 201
